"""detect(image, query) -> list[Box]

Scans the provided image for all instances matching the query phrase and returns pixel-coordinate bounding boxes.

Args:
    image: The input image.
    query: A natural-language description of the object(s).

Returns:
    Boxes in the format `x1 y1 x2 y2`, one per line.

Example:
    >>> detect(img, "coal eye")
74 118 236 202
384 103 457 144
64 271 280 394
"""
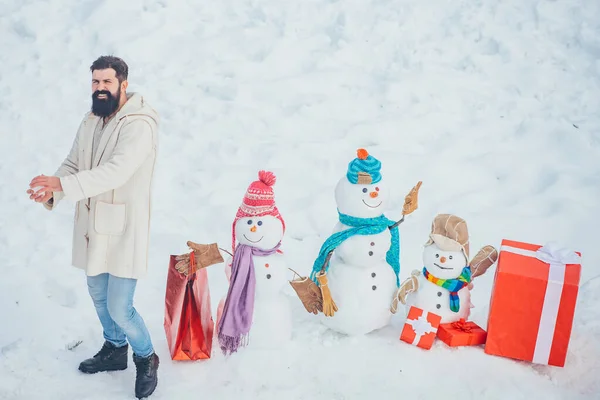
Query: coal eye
375 187 380 191
247 220 253 225
435 254 439 258
362 188 368 193
257 221 263 226
449 255 453 260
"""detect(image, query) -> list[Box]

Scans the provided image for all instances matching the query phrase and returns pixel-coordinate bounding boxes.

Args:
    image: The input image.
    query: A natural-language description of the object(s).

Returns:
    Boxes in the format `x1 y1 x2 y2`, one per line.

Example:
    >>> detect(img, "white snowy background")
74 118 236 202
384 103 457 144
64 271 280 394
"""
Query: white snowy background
1 0 599 399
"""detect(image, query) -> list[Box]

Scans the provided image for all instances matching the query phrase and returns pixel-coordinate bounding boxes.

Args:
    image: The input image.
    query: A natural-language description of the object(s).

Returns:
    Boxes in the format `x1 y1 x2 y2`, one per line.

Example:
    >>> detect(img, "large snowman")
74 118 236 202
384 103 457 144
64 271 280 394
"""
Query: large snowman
215 170 292 355
306 149 418 336
392 214 498 323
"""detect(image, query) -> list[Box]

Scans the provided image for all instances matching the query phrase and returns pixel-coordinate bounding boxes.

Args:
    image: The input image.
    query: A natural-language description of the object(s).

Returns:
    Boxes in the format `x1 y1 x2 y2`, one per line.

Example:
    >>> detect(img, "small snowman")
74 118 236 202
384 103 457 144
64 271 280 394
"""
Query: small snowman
302 149 421 336
392 214 498 324
216 171 292 355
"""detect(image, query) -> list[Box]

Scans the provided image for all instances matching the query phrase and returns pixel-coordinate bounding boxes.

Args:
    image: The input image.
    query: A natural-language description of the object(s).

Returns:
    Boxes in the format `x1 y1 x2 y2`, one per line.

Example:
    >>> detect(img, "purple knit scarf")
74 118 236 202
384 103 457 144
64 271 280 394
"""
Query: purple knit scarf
217 242 281 355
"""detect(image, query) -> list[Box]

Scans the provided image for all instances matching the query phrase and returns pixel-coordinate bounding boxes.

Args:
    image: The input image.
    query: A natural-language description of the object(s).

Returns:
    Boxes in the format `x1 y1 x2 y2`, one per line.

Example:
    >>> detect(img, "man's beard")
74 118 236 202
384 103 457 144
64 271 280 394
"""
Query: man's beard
91 88 120 117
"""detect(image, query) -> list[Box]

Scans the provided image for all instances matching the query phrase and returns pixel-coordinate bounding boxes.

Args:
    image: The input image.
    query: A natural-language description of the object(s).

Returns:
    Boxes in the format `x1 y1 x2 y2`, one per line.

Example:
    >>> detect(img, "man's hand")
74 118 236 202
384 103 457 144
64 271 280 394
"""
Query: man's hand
27 175 62 203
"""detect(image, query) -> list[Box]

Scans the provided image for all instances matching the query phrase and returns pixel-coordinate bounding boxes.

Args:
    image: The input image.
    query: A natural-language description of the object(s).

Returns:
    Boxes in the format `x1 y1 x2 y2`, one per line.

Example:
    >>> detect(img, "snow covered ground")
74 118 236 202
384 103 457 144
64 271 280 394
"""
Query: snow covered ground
1 0 600 398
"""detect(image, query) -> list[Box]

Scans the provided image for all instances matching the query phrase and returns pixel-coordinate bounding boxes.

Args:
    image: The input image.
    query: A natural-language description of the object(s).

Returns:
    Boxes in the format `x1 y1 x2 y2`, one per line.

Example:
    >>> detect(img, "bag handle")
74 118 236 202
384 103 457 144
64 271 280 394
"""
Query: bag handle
188 250 196 280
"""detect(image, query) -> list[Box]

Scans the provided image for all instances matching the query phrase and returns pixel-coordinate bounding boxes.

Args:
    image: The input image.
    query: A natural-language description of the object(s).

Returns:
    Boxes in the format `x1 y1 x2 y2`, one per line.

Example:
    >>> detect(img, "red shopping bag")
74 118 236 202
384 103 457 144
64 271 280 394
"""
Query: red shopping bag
164 251 215 360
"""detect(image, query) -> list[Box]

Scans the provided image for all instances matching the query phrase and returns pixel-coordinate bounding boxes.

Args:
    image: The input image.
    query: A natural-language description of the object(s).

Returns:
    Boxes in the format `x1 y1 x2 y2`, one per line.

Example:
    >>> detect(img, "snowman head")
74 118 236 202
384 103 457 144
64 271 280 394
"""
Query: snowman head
234 215 284 250
423 243 467 279
231 170 286 252
335 148 389 218
422 214 471 279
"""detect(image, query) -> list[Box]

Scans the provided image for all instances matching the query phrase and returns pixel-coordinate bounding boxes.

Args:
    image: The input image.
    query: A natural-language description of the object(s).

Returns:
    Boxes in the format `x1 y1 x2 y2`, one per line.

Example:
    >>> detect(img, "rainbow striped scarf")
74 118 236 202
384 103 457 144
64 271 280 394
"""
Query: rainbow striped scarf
422 266 472 312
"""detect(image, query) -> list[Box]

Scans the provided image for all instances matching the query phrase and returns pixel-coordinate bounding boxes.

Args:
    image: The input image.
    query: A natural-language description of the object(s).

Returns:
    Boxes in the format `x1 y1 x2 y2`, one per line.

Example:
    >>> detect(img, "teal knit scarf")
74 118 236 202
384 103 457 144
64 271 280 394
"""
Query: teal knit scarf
310 211 400 286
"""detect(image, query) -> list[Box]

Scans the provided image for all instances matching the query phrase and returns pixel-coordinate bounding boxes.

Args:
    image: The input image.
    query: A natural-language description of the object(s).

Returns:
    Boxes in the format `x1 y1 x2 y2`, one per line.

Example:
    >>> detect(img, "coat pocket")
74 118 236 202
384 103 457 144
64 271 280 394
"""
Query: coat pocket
94 201 127 235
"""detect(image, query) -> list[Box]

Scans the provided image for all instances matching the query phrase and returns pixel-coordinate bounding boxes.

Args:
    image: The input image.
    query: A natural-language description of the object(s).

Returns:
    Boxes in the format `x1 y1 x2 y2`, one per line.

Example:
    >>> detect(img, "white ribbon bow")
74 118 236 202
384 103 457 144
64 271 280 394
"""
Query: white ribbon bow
535 241 581 267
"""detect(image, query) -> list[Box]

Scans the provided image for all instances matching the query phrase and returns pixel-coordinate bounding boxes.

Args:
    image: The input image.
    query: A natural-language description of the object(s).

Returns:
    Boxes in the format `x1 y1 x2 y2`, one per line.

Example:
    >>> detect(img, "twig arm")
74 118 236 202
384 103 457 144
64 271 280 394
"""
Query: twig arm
389 215 405 230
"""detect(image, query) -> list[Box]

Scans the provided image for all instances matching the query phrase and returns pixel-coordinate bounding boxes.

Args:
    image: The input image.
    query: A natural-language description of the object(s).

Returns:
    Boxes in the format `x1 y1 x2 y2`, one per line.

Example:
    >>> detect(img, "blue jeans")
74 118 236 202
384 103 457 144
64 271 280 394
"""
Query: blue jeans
87 273 154 358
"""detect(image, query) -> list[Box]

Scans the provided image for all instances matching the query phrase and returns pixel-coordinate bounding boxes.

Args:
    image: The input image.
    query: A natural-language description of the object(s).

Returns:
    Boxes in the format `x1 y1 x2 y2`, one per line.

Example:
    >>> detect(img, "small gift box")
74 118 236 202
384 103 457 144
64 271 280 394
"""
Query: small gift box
484 240 582 367
400 306 442 350
437 318 487 347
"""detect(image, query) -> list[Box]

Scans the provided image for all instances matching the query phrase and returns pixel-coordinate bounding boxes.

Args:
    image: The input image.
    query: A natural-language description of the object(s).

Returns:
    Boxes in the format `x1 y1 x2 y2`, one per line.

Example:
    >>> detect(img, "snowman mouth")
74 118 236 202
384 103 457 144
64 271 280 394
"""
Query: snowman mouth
362 199 382 208
243 234 264 243
434 263 453 270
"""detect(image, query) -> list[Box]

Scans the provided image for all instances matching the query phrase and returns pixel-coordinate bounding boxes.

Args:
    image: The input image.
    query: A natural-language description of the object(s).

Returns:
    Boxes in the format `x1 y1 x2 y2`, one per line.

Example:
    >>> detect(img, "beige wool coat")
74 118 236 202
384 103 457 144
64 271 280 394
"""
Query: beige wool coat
44 92 159 279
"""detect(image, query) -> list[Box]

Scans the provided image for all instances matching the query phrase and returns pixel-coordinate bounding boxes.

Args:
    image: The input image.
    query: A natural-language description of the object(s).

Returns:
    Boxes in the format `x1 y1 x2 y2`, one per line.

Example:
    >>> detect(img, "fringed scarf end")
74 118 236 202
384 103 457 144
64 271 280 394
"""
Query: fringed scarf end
218 332 249 356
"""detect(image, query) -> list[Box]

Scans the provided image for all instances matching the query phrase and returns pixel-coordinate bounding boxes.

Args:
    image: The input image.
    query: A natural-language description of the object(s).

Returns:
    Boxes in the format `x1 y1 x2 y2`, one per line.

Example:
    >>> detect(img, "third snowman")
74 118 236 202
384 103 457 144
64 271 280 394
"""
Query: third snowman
293 148 421 336
392 214 498 323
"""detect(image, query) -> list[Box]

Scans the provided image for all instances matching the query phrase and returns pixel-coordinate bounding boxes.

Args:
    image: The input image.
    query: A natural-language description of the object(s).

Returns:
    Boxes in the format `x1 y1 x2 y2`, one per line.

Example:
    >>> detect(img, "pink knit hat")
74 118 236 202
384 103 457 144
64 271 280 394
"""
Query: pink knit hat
231 170 286 252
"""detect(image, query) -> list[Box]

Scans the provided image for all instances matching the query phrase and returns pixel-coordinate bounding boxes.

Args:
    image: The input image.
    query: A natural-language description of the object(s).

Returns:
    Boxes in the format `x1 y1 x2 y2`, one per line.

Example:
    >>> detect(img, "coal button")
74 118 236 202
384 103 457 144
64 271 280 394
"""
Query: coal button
371 272 376 278
437 292 442 297
266 274 271 279
372 285 377 291
436 304 441 309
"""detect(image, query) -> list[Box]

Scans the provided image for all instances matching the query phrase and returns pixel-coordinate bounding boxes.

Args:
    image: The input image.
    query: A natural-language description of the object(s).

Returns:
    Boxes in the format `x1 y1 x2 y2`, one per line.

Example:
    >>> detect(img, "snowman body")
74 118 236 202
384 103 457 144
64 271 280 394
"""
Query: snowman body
407 244 472 323
333 223 392 266
217 215 292 348
248 251 292 348
320 176 398 335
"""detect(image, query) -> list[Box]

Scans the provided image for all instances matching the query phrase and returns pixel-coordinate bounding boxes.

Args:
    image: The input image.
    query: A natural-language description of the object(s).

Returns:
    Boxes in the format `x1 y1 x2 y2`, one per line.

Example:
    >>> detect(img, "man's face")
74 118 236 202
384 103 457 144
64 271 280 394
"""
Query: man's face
91 68 124 117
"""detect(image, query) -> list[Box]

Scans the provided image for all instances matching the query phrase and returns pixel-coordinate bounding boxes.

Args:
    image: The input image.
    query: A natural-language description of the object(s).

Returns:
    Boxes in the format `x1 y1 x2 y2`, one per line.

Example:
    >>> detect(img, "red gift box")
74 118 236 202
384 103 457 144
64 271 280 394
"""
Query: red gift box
437 318 487 347
400 306 442 350
484 240 582 367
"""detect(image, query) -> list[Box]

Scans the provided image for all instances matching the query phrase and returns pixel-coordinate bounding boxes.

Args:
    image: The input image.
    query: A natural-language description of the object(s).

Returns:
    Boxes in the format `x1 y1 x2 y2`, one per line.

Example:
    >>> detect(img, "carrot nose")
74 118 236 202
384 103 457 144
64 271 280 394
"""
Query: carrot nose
250 226 257 232
370 191 378 198
440 256 447 263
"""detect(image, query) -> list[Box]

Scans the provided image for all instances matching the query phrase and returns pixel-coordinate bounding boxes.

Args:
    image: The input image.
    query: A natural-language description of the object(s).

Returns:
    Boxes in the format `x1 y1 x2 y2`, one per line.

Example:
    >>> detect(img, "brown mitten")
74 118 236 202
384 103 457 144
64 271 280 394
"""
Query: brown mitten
174 242 224 275
187 241 225 267
469 245 499 278
391 270 420 313
402 181 423 216
316 272 338 317
289 269 323 315
174 252 194 275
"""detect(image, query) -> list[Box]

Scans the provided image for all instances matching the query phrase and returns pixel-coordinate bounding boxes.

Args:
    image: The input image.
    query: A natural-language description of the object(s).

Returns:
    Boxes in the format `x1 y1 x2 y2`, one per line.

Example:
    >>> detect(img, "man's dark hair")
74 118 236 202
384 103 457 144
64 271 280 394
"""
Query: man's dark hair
90 56 129 83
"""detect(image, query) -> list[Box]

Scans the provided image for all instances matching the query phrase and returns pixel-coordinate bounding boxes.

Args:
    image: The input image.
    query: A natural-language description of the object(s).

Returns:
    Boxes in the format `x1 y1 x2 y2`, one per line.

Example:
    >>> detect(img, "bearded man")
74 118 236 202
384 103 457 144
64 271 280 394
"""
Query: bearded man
27 56 159 399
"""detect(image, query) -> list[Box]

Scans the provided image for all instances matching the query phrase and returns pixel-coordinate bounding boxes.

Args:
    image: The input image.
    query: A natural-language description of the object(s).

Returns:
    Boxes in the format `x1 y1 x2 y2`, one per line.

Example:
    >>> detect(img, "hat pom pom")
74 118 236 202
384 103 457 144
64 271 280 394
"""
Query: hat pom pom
258 170 276 186
357 148 369 160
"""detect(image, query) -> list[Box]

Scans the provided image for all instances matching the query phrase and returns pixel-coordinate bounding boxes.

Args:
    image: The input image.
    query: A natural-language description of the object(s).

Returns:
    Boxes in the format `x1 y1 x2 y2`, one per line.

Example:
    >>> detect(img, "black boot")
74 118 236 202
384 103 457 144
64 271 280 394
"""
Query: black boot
78 341 128 374
133 352 159 399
